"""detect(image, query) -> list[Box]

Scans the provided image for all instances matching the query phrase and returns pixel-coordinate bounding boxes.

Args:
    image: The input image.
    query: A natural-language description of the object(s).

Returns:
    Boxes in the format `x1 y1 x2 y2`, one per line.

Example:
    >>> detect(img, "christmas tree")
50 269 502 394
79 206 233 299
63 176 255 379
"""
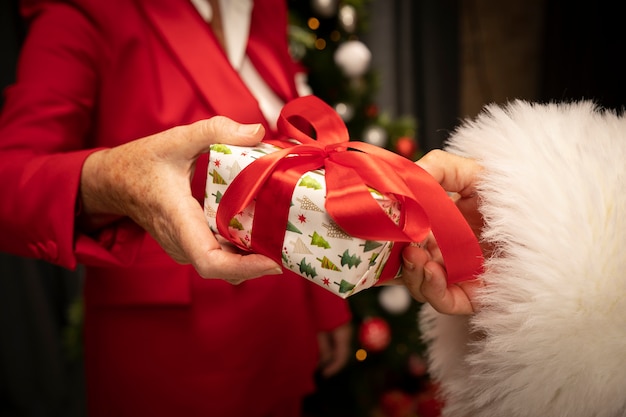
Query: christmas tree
288 1 441 417
288 0 419 160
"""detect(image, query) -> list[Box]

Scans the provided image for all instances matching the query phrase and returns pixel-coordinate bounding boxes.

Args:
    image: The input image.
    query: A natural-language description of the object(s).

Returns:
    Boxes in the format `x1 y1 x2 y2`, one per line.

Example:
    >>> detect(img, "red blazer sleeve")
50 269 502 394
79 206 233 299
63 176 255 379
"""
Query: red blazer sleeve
0 2 143 269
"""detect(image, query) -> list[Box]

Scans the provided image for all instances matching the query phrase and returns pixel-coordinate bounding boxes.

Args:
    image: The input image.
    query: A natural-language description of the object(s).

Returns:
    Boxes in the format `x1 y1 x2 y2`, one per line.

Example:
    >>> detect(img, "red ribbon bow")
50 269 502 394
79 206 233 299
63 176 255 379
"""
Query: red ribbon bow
216 96 483 284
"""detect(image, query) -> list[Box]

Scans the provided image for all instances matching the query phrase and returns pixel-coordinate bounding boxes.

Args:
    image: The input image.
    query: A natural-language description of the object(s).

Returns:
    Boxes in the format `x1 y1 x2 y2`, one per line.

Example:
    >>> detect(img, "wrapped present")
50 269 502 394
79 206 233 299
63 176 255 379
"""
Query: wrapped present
205 141 402 296
204 96 483 298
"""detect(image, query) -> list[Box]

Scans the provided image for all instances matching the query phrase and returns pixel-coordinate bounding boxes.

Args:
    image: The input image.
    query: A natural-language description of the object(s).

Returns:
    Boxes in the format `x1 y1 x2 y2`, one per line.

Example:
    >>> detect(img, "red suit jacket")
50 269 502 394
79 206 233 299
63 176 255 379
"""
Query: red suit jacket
0 1 351 416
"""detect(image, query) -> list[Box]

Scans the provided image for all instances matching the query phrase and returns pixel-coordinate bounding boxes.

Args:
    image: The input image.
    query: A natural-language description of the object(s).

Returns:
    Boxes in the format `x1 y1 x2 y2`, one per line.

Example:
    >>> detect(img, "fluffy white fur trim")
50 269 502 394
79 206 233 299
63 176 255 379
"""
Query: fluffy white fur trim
420 101 626 417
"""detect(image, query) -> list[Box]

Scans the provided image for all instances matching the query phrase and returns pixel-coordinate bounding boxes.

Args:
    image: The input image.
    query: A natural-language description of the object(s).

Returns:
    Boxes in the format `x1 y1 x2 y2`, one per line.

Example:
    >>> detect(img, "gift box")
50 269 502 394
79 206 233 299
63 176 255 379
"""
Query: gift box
205 141 402 297
204 96 483 298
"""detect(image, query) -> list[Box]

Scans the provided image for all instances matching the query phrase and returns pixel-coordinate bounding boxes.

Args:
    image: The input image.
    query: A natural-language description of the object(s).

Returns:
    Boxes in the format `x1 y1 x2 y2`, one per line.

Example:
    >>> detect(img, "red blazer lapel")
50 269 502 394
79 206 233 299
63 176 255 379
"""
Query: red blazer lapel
135 0 267 125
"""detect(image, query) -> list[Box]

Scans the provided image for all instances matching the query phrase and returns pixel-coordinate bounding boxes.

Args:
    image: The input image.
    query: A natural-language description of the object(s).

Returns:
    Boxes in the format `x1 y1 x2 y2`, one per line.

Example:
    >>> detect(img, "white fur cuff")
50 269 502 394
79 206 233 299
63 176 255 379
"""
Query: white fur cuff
420 101 626 417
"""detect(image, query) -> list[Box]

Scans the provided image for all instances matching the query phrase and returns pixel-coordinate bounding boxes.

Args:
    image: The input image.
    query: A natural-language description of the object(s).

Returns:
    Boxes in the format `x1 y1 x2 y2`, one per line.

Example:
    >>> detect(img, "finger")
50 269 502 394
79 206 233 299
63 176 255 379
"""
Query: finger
320 325 352 378
421 261 476 315
317 333 332 367
201 249 283 283
398 245 430 303
214 235 247 254
423 231 443 264
172 198 282 281
320 347 346 378
416 150 480 197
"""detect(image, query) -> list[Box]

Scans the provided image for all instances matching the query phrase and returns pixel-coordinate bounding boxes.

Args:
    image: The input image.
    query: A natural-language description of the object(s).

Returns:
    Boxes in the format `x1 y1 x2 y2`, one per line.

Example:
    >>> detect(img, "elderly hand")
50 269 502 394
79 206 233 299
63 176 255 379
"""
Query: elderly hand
79 116 283 284
316 323 352 378
398 150 485 315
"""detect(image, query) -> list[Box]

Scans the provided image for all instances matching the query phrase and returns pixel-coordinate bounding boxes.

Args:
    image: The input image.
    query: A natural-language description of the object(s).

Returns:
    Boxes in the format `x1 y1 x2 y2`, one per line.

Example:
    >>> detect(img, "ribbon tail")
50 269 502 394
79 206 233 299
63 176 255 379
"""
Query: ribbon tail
398 164 484 283
347 141 484 283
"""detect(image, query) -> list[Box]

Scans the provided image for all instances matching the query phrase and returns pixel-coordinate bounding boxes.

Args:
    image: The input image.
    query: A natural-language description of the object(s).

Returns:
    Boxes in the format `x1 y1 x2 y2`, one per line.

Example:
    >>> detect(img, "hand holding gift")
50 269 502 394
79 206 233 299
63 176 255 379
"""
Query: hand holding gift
399 150 486 315
205 96 484 297
80 116 283 284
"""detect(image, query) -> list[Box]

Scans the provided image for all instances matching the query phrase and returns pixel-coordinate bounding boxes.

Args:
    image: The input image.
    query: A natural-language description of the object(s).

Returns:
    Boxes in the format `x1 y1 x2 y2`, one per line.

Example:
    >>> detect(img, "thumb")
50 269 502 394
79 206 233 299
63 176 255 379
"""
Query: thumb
166 116 265 160
416 150 480 197
193 116 265 154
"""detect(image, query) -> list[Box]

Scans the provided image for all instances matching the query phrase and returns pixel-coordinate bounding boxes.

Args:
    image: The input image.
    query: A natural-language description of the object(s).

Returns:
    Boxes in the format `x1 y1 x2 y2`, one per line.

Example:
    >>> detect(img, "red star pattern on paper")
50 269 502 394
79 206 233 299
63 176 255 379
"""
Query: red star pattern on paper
298 214 307 223
240 151 248 157
214 159 221 168
322 277 330 286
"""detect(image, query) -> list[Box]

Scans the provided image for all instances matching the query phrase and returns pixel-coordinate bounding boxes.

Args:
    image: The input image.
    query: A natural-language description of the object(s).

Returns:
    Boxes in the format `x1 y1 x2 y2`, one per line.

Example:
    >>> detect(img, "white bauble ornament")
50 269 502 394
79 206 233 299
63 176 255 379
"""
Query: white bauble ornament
378 285 412 315
334 40 371 78
362 125 388 148
338 5 357 33
311 0 338 18
334 102 355 122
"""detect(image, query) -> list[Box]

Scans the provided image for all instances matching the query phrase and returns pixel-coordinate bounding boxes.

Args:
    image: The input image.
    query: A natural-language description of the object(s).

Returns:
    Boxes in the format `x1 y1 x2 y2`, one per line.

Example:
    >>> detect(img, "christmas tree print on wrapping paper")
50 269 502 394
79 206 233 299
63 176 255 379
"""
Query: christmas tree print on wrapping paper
297 196 324 212
203 142 402 298
339 249 362 269
298 258 317 278
286 164 398 296
210 144 232 155
309 231 331 249
299 175 323 190
209 169 227 185
361 240 383 266
332 249 363 295
317 256 341 271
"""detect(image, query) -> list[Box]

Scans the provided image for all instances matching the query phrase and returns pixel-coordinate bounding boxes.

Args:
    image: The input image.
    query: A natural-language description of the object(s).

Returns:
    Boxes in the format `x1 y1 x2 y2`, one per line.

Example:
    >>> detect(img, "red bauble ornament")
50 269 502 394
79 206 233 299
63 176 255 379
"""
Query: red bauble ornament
408 353 428 377
395 136 417 159
416 382 444 417
358 316 391 352
366 104 379 118
379 389 415 417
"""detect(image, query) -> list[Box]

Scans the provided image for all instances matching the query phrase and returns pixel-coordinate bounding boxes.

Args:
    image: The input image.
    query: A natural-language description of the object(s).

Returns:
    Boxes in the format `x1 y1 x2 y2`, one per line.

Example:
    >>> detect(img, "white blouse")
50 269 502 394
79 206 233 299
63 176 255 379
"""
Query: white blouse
189 0 292 128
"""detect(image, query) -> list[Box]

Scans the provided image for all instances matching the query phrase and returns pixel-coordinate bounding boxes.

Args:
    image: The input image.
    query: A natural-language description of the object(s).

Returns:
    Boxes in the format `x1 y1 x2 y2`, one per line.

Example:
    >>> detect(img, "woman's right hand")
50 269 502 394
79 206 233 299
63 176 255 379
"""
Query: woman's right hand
79 116 283 284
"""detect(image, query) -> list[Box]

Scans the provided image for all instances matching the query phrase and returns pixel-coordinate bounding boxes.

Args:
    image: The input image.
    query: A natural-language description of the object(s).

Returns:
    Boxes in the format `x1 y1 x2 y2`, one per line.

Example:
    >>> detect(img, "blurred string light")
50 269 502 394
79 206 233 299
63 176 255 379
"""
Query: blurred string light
315 38 326 50
307 17 320 30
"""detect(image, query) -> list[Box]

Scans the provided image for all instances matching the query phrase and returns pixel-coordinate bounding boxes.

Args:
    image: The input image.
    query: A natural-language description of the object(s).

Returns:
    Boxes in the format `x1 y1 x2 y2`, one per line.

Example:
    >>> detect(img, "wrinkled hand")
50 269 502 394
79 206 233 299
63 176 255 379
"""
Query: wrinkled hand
79 116 283 284
398 150 485 315
317 323 352 377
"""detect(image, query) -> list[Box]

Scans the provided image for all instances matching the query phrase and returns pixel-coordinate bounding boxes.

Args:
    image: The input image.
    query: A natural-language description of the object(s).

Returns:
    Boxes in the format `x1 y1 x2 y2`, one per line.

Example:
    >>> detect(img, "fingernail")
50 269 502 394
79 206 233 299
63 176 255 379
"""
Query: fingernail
424 267 433 282
265 265 283 275
402 256 415 271
238 123 262 136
